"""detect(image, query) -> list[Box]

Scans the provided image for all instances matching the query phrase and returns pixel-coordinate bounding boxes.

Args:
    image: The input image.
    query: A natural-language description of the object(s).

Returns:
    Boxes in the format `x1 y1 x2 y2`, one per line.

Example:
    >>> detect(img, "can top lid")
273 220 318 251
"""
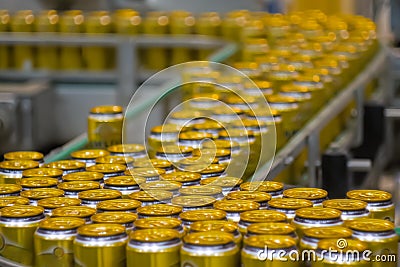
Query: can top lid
128 190 173 202
226 191 271 203
133 159 172 169
268 198 313 210
23 168 63 178
140 181 182 192
71 149 110 160
201 140 240 150
4 151 44 161
150 124 188 134
322 199 368 211
156 145 193 154
97 199 142 211
247 222 295 235
86 164 126 174
0 160 39 170
184 231 234 246
303 226 353 239
95 155 134 165
200 164 226 174
58 181 100 192
161 172 201 183
212 106 243 116
190 220 238 233
193 121 223 131
62 171 104 181
137 204 183 216
170 110 205 120
244 235 296 249
127 167 166 177
240 210 287 223
0 205 44 218
177 157 219 167
90 105 123 114
172 195 216 207
346 218 395 232
346 190 392 203
0 184 22 194
43 160 86 170
190 93 220 102
180 185 222 196
200 177 243 188
214 200 260 212
78 189 122 201
20 188 64 200
179 131 213 141
37 197 81 209
283 187 328 200
130 229 180 242
91 212 137 224
39 217 85 230
225 95 258 105
295 207 342 220
107 144 145 154
52 206 96 218
0 196 30 208
266 95 298 104
240 181 284 193
104 176 146 186
180 209 226 221
134 217 182 229
78 223 126 237
317 239 367 252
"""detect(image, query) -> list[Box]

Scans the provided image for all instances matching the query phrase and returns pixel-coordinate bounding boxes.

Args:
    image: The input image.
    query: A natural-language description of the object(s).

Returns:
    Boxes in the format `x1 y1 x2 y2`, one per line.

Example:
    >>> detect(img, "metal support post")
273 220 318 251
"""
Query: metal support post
117 39 137 107
353 87 364 147
307 132 320 188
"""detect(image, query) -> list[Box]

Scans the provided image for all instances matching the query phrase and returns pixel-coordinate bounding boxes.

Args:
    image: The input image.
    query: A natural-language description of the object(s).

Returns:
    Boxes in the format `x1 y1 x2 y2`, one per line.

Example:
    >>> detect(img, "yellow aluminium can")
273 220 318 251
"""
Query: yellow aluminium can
83 11 112 70
70 149 110 167
242 235 299 267
190 220 242 247
113 9 141 35
62 171 104 183
181 231 240 267
95 155 134 166
96 199 141 213
87 105 124 149
0 10 10 69
137 204 182 219
20 177 59 190
59 10 84 70
20 188 65 206
279 84 313 124
155 145 193 163
86 163 127 179
240 181 284 198
0 184 22 197
34 217 85 267
91 212 137 232
4 151 44 162
140 181 182 196
127 190 173 206
127 229 181 267
322 199 369 221
58 181 101 198
42 160 86 175
0 205 45 266
346 190 395 222
346 218 398 267
0 196 29 208
35 10 59 70
242 38 269 62
148 124 188 157
126 167 166 181
196 12 221 59
200 176 243 195
10 10 35 70
160 172 201 187
267 95 300 139
103 176 146 196
142 12 169 70
73 224 128 267
179 185 224 199
169 10 195 65
225 191 271 209
283 187 328 207
246 222 298 242
312 238 371 267
37 197 82 216
238 210 287 235
107 143 147 159
267 198 313 221
51 206 96 223
300 226 353 251
22 167 63 180
214 199 260 223
179 209 227 229
132 158 174 173
0 160 39 183
78 189 122 208
171 195 216 211
292 207 343 238
133 217 184 237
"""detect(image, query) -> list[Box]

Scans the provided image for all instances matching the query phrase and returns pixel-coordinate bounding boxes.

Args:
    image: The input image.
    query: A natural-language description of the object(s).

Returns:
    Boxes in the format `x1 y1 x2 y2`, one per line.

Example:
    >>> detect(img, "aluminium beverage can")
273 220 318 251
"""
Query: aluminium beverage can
133 217 184 237
171 195 216 211
214 200 260 223
190 220 242 247
51 206 96 223
238 210 287 235
57 181 101 198
20 188 64 206
91 212 137 232
73 223 128 267
96 199 142 213
78 189 122 209
127 190 173 206
137 204 183 219
322 199 369 222
300 226 353 251
267 198 313 221
283 187 328 207
42 160 86 175
37 197 82 216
